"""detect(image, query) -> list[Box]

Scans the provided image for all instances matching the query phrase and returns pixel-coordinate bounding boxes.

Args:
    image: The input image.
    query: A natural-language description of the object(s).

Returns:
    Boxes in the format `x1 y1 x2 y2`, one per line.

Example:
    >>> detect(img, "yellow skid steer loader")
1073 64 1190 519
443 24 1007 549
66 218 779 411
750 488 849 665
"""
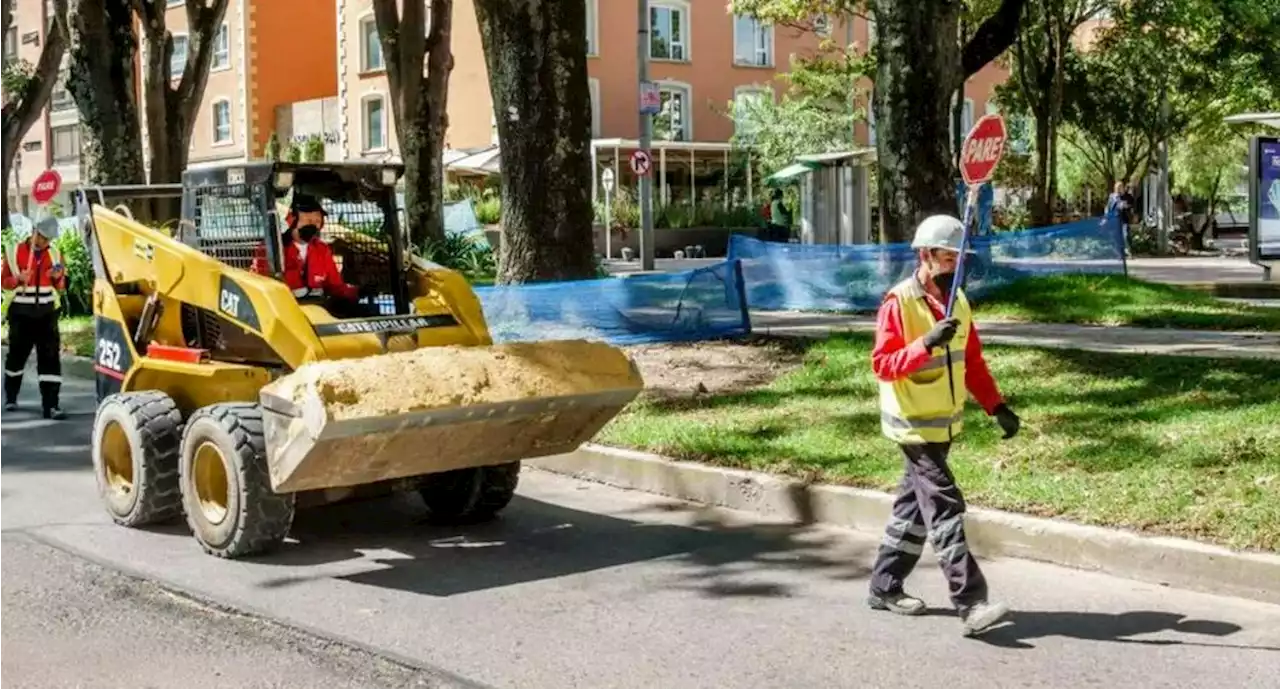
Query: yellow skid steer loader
74 162 643 559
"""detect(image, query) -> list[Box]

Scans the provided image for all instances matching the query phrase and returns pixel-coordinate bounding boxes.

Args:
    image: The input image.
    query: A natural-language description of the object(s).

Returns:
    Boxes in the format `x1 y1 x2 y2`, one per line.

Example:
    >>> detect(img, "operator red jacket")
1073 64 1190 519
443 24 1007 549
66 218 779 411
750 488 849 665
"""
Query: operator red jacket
871 288 1003 415
250 239 357 301
2 242 66 311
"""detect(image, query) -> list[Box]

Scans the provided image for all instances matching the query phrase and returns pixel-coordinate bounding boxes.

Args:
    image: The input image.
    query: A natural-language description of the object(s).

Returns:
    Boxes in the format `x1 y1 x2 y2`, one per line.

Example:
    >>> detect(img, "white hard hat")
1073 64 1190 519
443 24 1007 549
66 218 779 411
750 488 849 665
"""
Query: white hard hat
911 214 972 253
34 215 61 241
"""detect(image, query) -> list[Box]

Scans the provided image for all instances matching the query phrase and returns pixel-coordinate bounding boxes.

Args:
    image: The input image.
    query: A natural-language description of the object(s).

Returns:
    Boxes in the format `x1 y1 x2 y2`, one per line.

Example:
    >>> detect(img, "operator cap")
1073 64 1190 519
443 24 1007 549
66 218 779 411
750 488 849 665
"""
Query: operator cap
290 192 328 216
33 216 61 241
911 214 975 254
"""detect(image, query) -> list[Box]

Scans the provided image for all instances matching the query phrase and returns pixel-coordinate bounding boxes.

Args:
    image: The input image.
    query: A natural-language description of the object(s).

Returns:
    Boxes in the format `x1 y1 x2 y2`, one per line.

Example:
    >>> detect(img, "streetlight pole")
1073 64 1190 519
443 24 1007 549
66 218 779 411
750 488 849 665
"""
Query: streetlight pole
636 0 655 271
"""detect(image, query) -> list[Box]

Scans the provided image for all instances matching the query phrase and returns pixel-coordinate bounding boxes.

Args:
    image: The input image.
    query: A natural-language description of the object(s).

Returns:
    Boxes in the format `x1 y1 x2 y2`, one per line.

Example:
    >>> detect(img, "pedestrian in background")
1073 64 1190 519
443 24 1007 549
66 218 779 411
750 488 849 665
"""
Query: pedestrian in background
2 216 66 419
865 214 1021 637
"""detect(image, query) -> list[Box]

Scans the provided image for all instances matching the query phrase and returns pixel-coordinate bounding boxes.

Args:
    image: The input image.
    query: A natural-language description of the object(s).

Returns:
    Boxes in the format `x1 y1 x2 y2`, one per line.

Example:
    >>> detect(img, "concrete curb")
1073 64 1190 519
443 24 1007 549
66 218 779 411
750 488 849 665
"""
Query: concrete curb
530 444 1280 606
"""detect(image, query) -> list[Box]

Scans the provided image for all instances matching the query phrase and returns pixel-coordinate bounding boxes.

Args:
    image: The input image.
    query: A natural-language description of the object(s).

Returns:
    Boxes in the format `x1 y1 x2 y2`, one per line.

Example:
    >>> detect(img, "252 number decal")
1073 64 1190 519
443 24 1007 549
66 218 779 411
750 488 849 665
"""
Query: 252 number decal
97 338 124 372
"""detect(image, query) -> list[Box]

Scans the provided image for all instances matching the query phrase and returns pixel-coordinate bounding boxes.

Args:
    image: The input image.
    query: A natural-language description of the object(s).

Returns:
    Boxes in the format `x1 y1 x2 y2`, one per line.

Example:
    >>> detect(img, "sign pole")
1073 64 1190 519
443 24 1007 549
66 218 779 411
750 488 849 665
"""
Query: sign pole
601 167 615 260
636 0 655 271
946 114 1007 319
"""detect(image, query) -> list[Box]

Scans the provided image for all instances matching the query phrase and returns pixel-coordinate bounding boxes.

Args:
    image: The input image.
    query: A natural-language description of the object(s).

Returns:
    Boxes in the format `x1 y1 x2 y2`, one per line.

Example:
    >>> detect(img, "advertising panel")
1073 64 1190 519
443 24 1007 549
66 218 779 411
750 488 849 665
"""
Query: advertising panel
1249 135 1280 264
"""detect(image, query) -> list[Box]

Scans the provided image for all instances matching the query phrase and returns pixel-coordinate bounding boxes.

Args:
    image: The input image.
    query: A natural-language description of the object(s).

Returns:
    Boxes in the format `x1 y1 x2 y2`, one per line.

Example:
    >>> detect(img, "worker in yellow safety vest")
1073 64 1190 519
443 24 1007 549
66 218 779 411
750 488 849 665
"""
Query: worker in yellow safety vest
2 216 67 418
865 214 1021 638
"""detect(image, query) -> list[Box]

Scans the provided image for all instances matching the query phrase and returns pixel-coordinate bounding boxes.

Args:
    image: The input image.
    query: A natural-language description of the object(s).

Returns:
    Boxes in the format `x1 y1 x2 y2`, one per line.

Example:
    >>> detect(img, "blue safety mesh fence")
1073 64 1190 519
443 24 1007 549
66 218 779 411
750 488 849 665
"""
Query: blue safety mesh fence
728 214 1126 312
474 260 751 345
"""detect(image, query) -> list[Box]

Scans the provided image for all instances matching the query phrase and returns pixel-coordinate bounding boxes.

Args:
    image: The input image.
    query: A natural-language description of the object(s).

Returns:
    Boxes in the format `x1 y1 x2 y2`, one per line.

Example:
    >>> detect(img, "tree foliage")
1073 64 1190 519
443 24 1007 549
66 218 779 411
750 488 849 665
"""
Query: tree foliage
726 43 873 181
2 0 67 227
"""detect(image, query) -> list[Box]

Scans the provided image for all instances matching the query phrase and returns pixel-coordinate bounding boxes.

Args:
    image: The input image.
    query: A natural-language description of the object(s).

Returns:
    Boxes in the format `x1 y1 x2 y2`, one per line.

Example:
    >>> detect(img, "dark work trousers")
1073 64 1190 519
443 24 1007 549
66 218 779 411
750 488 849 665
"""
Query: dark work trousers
869 441 988 609
4 309 62 411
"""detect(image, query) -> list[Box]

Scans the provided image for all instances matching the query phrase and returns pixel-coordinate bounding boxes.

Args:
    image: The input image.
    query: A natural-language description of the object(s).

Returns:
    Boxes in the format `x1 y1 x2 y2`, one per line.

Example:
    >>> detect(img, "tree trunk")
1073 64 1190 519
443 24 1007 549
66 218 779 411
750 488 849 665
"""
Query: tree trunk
871 0 964 243
373 0 450 247
65 0 146 186
474 0 595 283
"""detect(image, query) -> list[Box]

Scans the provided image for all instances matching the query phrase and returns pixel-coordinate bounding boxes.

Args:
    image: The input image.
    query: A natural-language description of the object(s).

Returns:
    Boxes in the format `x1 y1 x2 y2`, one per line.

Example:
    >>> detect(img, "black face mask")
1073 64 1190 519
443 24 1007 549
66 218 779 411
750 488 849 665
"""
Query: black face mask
297 224 320 242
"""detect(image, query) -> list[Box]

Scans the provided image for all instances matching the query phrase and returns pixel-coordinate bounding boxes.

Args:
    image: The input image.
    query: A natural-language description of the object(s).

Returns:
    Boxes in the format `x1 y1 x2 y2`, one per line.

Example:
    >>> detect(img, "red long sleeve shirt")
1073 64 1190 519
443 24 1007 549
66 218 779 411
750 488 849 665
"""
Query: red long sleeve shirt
250 239 358 301
871 292 1003 414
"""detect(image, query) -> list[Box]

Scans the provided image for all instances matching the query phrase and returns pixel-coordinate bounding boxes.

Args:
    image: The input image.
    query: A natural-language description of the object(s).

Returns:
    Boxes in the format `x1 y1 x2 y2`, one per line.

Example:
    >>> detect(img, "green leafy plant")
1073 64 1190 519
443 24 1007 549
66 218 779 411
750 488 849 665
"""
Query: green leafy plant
418 233 496 279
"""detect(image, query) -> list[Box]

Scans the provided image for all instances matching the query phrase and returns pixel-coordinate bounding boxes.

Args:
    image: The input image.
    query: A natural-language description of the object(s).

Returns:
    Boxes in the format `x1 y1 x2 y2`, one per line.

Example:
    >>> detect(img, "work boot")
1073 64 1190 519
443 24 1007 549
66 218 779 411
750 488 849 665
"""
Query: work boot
958 600 1009 637
43 407 66 420
867 591 927 616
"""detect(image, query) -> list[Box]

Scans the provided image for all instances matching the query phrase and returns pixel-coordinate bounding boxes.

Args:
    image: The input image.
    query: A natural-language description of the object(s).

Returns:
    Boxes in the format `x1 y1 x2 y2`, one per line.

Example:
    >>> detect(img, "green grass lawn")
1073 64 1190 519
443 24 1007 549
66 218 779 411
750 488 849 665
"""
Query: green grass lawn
974 274 1280 331
600 333 1280 552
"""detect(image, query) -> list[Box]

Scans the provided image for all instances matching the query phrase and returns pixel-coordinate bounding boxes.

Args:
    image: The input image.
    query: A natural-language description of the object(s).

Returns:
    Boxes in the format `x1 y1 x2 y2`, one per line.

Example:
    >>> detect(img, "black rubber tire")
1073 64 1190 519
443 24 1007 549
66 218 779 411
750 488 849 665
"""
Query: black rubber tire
91 391 184 527
179 403 295 559
417 461 521 523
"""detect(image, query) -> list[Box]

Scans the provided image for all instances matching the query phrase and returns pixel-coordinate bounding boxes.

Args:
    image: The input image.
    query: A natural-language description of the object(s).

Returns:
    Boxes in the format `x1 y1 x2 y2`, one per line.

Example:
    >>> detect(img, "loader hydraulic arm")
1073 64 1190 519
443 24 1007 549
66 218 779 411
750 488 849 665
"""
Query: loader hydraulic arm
85 204 328 369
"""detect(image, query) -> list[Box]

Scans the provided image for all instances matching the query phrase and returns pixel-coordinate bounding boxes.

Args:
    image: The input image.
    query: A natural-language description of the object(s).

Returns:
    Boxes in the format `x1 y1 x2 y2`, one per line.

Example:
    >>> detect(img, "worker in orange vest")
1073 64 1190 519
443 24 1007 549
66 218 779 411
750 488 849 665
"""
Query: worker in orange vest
2 217 67 418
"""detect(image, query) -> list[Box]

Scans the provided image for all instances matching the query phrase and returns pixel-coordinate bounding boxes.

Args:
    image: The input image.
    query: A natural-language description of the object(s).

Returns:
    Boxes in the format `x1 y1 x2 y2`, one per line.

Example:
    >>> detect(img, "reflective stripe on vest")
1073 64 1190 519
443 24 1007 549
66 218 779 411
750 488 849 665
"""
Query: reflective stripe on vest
878 277 973 444
2 243 63 315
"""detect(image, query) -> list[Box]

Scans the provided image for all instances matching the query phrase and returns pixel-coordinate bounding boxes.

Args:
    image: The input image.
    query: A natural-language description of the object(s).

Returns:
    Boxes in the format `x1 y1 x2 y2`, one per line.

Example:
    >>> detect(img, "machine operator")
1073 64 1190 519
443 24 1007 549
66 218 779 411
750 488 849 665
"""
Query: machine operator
252 192 378 318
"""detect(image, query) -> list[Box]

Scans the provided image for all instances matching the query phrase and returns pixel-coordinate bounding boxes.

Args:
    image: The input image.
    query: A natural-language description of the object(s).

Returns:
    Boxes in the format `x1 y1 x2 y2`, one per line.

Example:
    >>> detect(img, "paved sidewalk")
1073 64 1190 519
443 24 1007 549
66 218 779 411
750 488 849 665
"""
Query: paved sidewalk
749 310 1280 360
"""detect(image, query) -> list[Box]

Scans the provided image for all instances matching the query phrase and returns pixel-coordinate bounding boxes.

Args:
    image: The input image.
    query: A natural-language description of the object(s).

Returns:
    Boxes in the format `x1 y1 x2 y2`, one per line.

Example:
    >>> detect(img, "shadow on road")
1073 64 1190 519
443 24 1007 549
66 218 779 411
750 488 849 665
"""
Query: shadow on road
250 489 872 600
977 610 1277 651
1 387 95 472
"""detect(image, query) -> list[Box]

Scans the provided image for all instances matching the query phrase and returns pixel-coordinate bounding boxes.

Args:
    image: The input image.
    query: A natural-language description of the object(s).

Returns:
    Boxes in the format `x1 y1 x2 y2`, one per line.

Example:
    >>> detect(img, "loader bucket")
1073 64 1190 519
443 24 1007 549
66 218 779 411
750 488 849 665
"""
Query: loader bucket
258 340 645 493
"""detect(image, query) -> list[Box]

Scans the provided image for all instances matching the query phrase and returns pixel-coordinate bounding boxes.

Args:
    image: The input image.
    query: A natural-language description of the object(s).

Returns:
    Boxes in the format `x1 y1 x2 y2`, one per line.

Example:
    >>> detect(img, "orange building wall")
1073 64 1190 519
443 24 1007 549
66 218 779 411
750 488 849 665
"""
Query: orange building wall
248 0 338 158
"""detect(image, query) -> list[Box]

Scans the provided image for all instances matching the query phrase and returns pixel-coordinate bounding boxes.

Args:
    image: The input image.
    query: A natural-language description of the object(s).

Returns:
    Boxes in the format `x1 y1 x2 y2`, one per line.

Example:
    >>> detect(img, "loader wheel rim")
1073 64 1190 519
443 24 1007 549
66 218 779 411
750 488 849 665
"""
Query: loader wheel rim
101 420 134 496
192 441 230 526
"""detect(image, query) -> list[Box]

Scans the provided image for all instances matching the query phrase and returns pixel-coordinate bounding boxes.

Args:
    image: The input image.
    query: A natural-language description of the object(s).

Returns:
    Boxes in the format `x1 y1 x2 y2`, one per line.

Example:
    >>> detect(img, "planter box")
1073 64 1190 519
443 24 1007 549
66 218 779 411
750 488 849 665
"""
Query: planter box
593 225 767 259
482 225 769 259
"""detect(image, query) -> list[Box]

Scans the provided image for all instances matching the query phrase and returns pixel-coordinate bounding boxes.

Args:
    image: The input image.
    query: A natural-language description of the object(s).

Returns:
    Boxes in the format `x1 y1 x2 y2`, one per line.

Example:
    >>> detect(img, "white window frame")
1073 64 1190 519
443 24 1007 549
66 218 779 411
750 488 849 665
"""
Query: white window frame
50 124 80 164
361 93 388 153
211 98 233 145
170 33 189 79
648 1 690 62
211 23 230 71
585 0 599 57
359 14 384 73
732 14 773 68
654 80 692 142
588 77 601 138
732 85 771 136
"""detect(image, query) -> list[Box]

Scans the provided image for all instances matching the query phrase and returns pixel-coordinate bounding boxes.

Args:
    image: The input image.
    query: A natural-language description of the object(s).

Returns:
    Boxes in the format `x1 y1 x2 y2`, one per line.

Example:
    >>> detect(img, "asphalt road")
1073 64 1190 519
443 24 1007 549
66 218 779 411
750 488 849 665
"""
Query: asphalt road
4 373 1280 689
1 533 461 689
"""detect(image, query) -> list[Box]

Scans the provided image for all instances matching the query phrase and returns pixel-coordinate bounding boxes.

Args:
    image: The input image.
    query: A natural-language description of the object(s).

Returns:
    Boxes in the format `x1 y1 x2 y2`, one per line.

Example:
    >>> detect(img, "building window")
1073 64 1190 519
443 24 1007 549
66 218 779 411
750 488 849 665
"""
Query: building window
585 0 597 56
654 82 691 142
50 68 73 112
170 34 188 78
588 77 601 137
4 26 16 61
360 16 383 72
50 125 80 164
733 87 770 138
363 95 386 151
212 100 232 143
649 2 688 61
733 15 772 67
212 24 229 70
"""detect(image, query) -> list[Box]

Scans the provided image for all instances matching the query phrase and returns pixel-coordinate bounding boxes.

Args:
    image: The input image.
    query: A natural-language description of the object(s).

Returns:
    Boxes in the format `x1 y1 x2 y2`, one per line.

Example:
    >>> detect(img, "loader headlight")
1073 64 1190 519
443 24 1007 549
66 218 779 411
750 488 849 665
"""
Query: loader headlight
381 167 398 186
275 170 295 189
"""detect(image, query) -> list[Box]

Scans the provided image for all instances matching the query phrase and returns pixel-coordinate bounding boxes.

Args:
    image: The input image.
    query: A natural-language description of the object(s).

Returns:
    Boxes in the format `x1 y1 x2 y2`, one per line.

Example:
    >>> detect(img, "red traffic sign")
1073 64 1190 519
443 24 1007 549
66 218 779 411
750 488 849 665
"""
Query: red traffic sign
31 169 62 205
629 150 652 176
959 114 1007 186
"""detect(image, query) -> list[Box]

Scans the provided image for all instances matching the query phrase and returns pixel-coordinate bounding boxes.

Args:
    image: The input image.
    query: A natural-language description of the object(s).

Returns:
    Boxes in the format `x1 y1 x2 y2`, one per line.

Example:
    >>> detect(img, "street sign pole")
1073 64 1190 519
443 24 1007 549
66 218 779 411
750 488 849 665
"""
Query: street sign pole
636 0 655 271
947 113 1007 319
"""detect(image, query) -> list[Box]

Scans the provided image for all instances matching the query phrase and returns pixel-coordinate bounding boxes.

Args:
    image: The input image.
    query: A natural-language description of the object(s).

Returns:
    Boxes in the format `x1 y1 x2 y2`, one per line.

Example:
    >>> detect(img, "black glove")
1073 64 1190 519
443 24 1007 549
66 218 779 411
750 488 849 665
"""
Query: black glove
993 403 1021 439
921 317 961 350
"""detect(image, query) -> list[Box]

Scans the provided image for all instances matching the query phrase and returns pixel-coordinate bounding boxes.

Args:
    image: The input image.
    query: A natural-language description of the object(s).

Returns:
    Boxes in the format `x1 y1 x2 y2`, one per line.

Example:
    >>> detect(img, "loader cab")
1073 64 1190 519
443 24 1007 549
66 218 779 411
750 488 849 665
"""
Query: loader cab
177 162 411 316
